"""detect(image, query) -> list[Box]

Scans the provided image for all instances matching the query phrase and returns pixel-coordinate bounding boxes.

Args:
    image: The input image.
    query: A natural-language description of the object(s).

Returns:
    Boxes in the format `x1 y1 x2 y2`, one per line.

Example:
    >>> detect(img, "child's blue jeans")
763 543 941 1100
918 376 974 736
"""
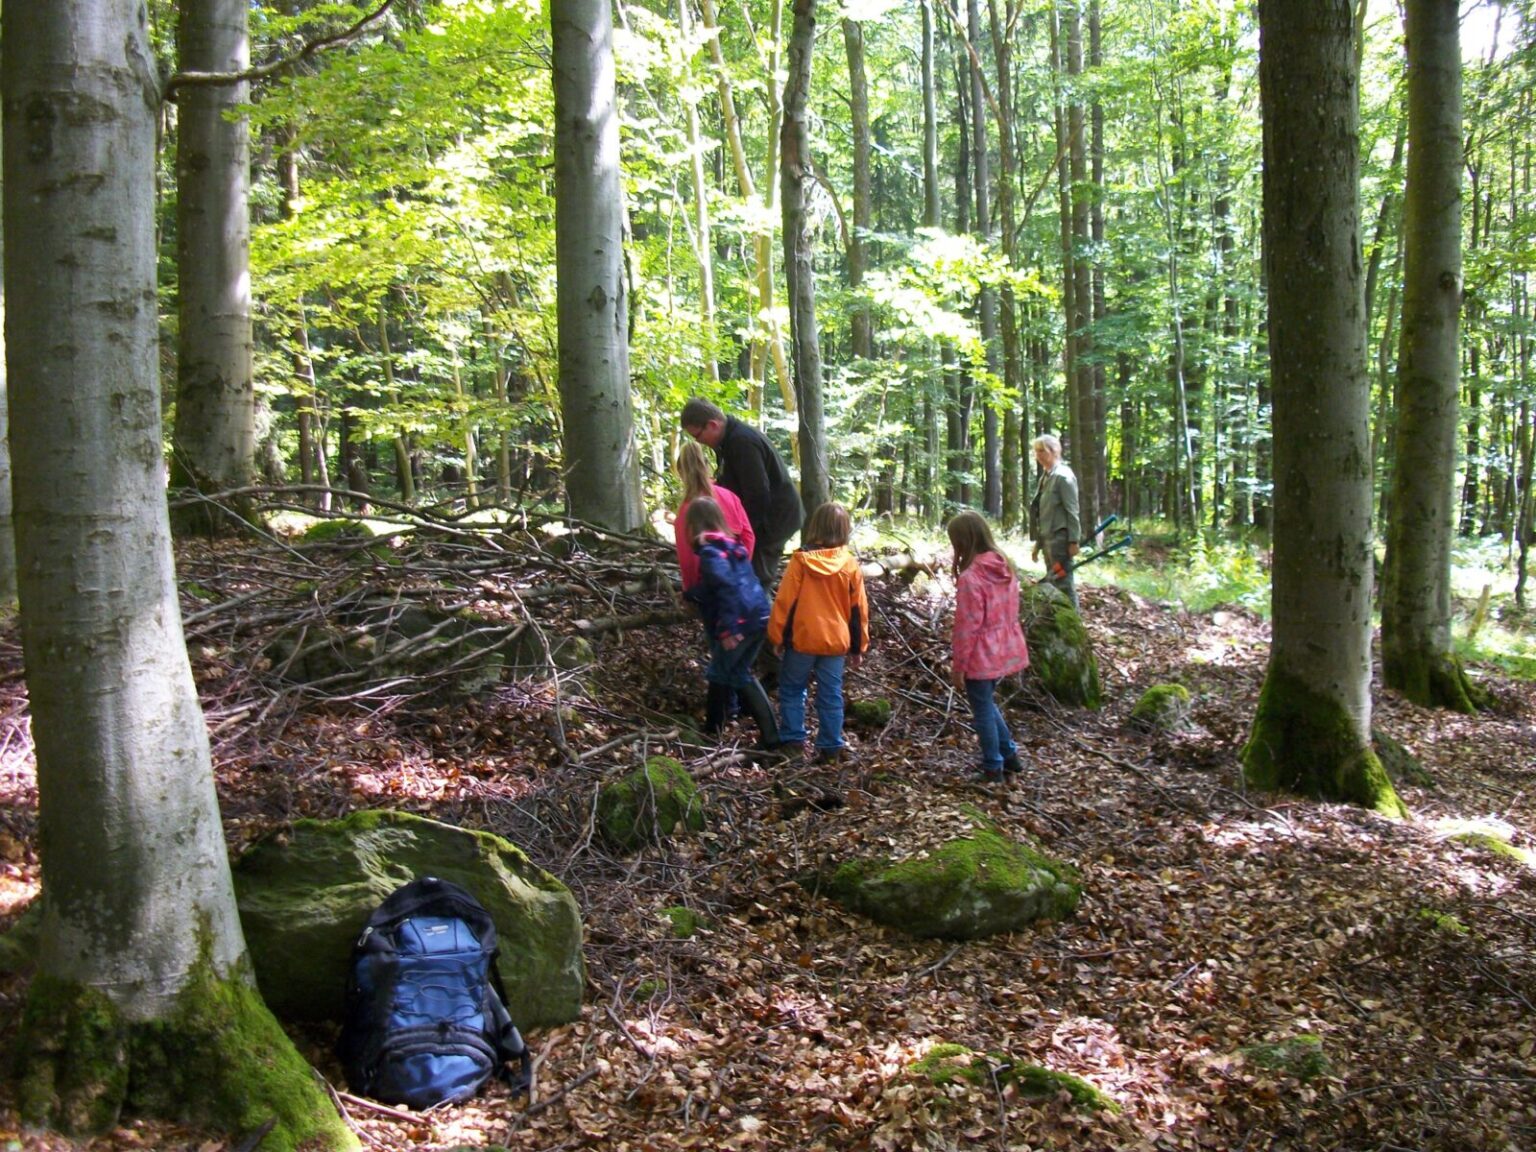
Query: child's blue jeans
964 678 1017 771
778 648 845 751
706 631 765 689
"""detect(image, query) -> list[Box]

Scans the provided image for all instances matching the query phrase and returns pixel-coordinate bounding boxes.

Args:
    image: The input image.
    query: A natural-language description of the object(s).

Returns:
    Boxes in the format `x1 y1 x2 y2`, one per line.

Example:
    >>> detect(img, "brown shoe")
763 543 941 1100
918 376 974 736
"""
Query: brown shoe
816 747 845 766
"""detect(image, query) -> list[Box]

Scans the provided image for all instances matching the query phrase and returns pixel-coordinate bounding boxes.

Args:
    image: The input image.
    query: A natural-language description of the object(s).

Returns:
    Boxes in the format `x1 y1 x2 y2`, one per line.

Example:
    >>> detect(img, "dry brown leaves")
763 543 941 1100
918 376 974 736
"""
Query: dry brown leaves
1 537 1534 1152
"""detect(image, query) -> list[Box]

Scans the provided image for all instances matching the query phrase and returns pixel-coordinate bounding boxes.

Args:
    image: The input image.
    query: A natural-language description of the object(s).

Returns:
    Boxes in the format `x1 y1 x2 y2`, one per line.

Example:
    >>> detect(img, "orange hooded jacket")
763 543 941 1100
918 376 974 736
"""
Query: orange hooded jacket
768 546 870 657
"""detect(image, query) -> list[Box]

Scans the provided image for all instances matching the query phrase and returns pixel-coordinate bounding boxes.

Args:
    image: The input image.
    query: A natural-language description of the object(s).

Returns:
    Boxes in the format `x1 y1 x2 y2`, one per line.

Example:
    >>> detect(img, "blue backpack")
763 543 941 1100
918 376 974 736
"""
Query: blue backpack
339 876 532 1109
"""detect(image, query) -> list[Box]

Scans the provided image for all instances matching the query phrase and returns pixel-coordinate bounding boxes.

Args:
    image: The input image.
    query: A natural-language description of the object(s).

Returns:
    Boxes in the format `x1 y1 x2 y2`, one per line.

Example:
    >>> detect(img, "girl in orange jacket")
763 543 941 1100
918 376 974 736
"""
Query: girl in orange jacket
768 502 870 763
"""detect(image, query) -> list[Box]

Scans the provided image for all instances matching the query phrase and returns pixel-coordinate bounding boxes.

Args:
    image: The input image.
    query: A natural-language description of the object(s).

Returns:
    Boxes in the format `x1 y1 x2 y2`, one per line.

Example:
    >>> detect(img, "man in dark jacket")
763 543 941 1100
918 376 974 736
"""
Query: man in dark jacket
681 397 803 587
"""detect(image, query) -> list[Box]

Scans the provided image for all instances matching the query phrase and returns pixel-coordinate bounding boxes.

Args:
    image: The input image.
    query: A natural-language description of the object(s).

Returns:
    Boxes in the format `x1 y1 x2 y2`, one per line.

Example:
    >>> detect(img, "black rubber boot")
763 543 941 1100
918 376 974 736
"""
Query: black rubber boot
703 682 732 735
739 678 783 749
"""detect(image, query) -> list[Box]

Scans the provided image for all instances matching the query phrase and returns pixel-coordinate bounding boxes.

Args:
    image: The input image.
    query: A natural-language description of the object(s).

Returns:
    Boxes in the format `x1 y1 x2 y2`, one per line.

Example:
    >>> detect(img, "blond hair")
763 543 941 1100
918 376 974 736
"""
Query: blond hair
947 509 1005 576
802 502 852 550
674 440 715 503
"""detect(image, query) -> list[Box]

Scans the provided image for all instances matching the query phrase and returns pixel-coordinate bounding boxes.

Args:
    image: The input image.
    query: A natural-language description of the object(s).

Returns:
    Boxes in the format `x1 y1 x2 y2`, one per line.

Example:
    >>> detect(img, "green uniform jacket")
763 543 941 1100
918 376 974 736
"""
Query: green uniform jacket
1034 461 1081 551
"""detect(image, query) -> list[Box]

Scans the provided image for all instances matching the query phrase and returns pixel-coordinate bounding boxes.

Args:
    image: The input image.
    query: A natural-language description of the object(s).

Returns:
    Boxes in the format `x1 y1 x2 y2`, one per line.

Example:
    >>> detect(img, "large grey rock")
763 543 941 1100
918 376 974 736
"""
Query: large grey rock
233 810 583 1029
813 816 1080 940
1020 582 1101 708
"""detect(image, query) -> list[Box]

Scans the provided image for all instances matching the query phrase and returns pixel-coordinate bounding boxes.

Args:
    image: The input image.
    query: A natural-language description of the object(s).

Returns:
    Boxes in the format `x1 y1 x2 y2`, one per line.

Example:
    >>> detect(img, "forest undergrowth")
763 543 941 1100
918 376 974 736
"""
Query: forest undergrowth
0 523 1533 1151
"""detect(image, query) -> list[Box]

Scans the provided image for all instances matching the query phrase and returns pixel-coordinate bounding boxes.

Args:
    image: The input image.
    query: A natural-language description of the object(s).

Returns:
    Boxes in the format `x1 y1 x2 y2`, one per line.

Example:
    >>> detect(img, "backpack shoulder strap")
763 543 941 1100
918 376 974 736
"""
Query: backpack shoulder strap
486 956 532 1095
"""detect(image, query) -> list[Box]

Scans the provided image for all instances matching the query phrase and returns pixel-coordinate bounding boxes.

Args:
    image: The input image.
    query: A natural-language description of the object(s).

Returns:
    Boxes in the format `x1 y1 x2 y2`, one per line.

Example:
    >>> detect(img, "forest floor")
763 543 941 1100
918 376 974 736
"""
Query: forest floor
0 525 1534 1152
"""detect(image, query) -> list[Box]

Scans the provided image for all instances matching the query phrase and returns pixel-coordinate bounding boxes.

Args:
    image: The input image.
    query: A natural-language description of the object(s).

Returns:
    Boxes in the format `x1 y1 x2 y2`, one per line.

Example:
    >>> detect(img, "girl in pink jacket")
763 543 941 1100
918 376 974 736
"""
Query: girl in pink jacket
948 511 1030 783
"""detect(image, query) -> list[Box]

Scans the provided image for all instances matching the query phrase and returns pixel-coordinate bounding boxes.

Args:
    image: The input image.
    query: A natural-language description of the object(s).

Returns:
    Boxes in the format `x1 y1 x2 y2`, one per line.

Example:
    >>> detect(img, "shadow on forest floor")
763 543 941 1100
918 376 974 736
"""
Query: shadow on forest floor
0 526 1533 1151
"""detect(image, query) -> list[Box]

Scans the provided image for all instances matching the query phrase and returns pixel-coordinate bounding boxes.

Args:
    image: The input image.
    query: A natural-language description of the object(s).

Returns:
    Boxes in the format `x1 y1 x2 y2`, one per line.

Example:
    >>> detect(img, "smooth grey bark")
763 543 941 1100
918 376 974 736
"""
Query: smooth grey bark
677 0 719 383
4 0 250 1015
1242 0 1403 816
0 132 13 607
1 20 352 1145
1066 1 1098 535
920 0 942 521
988 0 1025 528
1381 0 1477 712
966 0 1001 518
781 0 830 514
170 0 256 535
843 17 872 365
551 0 645 531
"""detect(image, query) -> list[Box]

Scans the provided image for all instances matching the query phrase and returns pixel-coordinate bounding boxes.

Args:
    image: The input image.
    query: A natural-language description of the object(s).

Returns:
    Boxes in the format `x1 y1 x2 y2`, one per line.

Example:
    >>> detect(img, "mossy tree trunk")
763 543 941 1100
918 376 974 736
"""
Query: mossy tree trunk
1381 0 1479 714
1 4 353 1147
1244 0 1406 818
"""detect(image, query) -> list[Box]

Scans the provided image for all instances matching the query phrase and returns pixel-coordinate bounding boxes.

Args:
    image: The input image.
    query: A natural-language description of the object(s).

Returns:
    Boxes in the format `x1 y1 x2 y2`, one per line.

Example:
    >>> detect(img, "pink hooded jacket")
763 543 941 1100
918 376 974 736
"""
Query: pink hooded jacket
952 550 1030 681
675 484 755 591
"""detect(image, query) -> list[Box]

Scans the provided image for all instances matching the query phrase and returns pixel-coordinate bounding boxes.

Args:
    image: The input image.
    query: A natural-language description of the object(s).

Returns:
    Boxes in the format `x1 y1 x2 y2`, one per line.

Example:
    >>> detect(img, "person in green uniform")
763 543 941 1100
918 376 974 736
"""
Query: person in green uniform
1029 434 1081 610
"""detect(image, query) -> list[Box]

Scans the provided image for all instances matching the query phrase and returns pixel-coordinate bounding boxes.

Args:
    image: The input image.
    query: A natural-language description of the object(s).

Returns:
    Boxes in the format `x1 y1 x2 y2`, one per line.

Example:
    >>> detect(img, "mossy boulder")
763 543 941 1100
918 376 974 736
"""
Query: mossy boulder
1239 1034 1330 1082
597 756 706 853
1129 683 1192 733
909 1043 1117 1111
847 698 893 729
814 815 1079 939
301 518 375 544
233 810 583 1029
1020 582 1101 709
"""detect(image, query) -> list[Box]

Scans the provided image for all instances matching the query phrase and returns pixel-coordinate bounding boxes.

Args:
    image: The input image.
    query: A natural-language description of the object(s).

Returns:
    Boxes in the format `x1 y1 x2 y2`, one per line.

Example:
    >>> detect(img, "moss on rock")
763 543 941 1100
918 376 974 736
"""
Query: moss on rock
1240 1034 1329 1082
908 1043 1117 1111
847 698 892 729
1451 831 1536 867
1129 683 1192 732
234 810 583 1028
818 817 1079 940
597 756 706 853
1020 582 1101 708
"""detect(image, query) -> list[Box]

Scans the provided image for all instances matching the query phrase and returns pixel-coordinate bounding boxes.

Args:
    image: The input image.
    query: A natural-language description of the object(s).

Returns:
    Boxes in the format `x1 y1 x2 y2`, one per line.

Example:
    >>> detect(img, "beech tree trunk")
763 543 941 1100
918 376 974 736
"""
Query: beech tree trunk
1243 0 1405 817
551 0 645 531
967 0 1001 518
843 17 872 365
170 0 256 536
989 0 1025 529
0 136 13 607
782 0 830 514
1067 2 1098 534
1 2 351 1145
1381 0 1478 712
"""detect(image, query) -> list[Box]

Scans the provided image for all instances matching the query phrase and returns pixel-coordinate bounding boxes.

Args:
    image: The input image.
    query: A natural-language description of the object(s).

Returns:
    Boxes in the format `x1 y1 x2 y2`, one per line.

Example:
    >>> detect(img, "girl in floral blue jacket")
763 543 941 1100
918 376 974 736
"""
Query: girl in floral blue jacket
683 498 783 749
